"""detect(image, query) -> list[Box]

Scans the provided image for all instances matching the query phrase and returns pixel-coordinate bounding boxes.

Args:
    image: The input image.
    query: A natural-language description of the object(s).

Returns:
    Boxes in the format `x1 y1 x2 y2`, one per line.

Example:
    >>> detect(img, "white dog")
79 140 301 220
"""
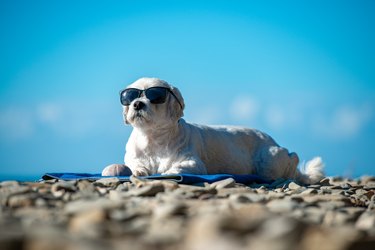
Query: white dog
102 77 324 184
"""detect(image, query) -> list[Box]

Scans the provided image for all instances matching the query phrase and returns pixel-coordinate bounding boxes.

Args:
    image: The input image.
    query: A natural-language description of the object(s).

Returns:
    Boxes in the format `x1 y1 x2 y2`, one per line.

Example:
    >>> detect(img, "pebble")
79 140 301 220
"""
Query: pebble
229 192 266 203
210 178 236 189
319 177 332 186
128 183 165 197
288 181 302 190
95 177 121 187
0 176 374 249
355 211 375 231
51 181 77 198
266 199 298 213
300 188 318 195
69 208 107 237
7 193 38 208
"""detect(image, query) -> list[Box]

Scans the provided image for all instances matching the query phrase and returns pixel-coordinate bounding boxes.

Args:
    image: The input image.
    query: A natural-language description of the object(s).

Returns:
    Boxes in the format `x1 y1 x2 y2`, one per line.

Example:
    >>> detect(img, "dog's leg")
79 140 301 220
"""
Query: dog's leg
163 158 207 175
255 146 300 181
132 167 151 176
256 146 324 184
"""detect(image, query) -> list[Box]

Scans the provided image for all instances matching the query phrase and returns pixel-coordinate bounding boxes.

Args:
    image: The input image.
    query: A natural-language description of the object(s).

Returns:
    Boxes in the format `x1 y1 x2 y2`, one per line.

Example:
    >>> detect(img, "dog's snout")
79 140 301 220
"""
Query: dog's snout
133 101 146 111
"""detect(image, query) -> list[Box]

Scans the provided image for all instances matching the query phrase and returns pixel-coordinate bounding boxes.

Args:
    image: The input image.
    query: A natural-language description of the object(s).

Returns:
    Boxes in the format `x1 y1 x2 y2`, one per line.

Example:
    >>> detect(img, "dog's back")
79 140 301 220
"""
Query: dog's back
181 119 281 175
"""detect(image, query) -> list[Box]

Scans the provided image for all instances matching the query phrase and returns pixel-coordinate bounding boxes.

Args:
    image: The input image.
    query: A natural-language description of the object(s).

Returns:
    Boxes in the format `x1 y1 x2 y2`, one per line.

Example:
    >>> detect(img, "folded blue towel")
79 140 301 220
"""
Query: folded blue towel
42 173 270 185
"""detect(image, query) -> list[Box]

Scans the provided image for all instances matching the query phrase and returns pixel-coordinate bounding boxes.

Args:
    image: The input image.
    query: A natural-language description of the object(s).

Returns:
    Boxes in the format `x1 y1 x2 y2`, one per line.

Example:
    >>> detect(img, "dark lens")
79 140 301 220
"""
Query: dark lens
145 87 168 104
121 89 140 105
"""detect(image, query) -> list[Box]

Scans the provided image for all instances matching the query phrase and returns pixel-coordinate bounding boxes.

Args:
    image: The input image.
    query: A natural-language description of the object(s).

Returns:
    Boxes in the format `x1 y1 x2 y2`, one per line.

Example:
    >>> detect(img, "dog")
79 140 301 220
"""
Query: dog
102 77 324 184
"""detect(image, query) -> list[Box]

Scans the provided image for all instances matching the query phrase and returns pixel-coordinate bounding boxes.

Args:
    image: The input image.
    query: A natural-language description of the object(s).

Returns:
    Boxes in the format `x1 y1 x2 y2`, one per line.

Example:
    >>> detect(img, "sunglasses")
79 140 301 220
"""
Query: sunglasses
120 87 183 109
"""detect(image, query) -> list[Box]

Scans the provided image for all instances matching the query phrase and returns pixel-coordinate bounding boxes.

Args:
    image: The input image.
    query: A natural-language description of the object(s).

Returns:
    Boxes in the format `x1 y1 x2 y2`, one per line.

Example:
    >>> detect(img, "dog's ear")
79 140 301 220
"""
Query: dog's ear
168 86 185 121
123 106 130 124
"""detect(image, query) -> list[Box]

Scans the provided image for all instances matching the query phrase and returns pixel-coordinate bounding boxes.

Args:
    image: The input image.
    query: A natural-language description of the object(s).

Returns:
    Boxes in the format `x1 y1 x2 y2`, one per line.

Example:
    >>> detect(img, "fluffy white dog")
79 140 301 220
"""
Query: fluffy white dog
102 77 324 184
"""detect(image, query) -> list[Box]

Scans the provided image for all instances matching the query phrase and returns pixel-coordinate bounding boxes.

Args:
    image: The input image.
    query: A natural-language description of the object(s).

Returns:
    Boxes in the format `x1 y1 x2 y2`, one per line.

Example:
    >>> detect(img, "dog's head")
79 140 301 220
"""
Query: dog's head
121 78 185 129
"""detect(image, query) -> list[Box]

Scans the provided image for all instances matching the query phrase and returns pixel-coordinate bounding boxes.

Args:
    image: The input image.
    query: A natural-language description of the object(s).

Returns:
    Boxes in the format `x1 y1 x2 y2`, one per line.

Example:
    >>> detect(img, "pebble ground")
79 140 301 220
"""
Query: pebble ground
1 176 375 250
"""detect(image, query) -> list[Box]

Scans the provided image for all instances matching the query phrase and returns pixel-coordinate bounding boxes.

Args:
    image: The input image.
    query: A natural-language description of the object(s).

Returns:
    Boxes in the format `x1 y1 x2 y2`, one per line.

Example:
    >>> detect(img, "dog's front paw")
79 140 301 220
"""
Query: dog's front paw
102 164 133 176
132 168 150 177
162 169 181 175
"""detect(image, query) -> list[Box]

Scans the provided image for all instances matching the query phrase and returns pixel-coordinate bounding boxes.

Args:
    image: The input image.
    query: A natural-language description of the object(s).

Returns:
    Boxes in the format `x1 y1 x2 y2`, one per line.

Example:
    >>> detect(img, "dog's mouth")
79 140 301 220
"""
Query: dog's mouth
129 110 150 124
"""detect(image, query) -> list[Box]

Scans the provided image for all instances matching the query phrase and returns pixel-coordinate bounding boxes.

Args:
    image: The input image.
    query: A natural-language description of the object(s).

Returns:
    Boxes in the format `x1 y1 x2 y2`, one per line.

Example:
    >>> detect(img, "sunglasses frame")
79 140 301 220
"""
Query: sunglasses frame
119 86 183 109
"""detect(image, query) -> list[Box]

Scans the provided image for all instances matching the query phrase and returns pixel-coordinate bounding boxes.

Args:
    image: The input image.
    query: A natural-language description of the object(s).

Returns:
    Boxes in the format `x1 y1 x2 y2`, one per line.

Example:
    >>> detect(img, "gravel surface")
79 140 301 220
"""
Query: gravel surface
1 176 375 250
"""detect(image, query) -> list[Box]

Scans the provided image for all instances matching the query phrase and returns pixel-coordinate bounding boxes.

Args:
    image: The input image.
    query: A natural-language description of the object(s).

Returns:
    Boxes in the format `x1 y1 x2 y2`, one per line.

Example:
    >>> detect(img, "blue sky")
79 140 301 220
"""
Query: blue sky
0 0 374 179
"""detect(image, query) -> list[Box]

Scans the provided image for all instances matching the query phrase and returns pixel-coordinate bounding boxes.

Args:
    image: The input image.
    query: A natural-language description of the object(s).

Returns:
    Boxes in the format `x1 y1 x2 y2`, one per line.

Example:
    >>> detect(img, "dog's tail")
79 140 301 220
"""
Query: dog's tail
295 156 325 185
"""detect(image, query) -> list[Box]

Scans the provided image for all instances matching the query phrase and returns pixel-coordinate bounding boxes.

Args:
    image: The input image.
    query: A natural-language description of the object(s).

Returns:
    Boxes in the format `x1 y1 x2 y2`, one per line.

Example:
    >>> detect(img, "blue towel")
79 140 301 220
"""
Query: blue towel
42 173 270 185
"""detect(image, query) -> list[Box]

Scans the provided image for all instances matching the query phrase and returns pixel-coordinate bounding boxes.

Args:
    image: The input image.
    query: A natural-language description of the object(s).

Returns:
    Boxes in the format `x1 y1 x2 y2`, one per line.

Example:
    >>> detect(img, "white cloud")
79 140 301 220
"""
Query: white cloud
264 105 286 130
312 104 373 139
37 103 62 124
0 107 35 140
230 95 259 121
0 100 122 141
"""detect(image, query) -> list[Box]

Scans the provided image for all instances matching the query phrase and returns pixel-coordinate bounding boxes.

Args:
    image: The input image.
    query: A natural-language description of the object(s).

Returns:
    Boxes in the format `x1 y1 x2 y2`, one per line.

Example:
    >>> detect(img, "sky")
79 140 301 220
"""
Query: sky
0 0 374 180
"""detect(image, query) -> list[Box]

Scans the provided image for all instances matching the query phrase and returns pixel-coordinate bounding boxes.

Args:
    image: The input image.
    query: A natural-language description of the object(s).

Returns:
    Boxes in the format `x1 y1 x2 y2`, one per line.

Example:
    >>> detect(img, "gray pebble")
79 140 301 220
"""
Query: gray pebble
288 181 302 190
128 183 165 197
266 199 298 213
210 178 236 189
319 177 332 186
95 177 121 187
355 211 375 231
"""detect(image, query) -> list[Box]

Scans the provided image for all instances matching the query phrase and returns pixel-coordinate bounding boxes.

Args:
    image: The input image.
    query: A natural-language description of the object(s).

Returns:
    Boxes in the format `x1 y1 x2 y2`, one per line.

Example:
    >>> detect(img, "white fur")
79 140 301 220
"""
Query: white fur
102 77 324 184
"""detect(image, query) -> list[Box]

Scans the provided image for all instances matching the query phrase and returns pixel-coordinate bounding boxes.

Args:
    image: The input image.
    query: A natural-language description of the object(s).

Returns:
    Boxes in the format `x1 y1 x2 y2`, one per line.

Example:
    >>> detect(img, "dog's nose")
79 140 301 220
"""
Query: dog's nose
133 101 145 111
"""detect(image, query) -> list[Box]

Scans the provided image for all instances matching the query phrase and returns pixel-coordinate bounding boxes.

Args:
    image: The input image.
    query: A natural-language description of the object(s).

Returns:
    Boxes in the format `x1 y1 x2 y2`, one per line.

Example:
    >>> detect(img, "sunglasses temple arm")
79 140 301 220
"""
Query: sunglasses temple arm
169 91 183 110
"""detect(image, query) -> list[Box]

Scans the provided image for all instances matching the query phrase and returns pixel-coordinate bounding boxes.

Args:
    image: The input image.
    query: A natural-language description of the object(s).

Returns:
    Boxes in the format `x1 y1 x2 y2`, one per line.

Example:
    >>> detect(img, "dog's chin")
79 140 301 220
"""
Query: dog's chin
128 111 152 127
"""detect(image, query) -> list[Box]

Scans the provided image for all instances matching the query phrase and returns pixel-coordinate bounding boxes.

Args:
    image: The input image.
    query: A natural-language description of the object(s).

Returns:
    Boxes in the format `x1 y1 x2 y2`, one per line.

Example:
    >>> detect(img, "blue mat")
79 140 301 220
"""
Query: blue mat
42 173 270 185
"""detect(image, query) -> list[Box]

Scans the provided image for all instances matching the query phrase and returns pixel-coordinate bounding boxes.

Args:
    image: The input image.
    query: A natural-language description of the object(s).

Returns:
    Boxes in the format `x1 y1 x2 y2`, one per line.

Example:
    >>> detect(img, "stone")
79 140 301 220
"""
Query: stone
288 181 302 190
302 194 351 205
0 181 20 187
77 180 96 192
340 183 352 189
101 164 133 176
319 177 332 186
355 211 375 231
176 185 217 199
303 207 326 224
368 195 375 211
69 208 107 237
247 216 305 250
7 193 39 208
361 175 375 183
1 185 32 206
216 187 252 198
129 175 179 191
210 178 236 189
128 183 165 197
350 194 370 207
95 177 121 187
153 202 187 219
300 226 362 250
229 193 266 203
318 201 348 210
364 182 375 189
308 184 321 189
300 188 318 195
184 213 245 250
146 217 185 244
267 191 286 199
64 198 122 215
266 199 298 213
323 211 353 226
256 186 269 194
51 181 77 198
